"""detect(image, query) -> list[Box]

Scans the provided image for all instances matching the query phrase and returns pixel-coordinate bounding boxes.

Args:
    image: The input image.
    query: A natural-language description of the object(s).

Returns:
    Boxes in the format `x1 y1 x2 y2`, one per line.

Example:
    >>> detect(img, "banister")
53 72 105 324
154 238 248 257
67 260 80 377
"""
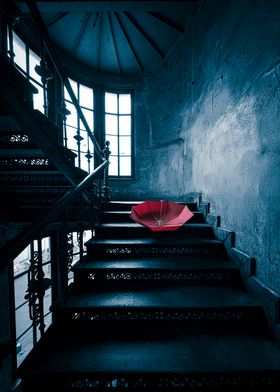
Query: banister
25 0 103 160
0 160 109 272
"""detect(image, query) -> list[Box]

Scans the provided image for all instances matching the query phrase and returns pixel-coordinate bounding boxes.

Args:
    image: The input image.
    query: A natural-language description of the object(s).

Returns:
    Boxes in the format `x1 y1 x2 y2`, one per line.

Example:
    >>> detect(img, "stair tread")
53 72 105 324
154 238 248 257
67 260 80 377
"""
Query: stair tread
102 210 202 214
20 327 280 374
103 201 198 212
55 286 259 309
87 237 222 245
96 223 211 228
73 257 233 270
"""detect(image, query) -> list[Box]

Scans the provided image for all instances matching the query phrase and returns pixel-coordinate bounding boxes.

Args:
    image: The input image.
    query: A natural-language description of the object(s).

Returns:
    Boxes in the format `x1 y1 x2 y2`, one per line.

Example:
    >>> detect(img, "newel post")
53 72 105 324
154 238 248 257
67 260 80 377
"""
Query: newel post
102 141 111 202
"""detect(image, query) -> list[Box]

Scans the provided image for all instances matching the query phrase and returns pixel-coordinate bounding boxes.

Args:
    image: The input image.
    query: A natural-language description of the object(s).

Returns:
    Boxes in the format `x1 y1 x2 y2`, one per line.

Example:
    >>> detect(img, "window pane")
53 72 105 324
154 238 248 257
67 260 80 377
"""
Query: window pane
80 84 93 109
33 84 45 113
14 246 30 276
14 273 28 309
65 126 79 150
80 108 93 131
79 130 88 151
109 156 118 176
65 103 77 128
119 136 131 156
105 114 118 135
119 116 131 135
13 33 26 72
42 237 51 263
44 287 52 317
44 312 52 332
106 135 118 156
119 94 131 114
80 155 89 172
16 302 32 338
17 327 33 366
64 78 78 101
29 50 41 83
120 157 131 176
105 92 117 114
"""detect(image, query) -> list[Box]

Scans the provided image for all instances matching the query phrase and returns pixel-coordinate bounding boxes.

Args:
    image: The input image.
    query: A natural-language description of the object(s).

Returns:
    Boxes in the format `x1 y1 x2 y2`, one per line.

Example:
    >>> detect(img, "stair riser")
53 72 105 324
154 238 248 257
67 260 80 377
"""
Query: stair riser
86 244 227 259
0 175 70 186
73 269 242 288
7 207 92 222
95 226 215 239
22 365 280 392
53 307 266 329
103 202 198 212
101 212 205 223
22 372 280 392
0 160 57 170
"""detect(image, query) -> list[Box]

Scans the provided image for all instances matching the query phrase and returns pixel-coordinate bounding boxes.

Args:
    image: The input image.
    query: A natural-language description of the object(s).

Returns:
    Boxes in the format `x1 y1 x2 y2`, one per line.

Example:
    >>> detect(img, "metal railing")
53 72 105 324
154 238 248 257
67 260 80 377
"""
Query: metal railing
0 160 109 272
0 1 111 370
25 0 103 160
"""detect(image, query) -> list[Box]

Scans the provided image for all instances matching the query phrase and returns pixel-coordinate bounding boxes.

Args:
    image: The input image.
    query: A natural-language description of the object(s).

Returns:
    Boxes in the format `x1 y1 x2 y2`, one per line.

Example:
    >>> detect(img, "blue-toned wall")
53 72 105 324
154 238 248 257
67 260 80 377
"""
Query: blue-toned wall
111 0 280 293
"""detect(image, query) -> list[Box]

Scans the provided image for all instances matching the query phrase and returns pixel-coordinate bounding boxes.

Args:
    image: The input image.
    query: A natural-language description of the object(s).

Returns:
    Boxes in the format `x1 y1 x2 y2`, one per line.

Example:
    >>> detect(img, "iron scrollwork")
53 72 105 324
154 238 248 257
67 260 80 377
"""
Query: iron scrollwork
24 244 52 338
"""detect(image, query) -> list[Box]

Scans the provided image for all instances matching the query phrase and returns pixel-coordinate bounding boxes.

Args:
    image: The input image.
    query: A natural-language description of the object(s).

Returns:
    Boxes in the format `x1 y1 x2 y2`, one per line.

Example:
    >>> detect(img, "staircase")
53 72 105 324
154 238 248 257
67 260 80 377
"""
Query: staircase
0 55 87 228
18 200 280 391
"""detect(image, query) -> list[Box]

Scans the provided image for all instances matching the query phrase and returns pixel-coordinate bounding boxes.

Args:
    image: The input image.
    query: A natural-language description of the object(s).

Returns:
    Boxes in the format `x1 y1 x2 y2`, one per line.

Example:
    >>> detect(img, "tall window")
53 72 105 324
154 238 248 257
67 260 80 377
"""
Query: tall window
105 92 132 176
64 80 95 173
9 31 46 113
13 238 52 366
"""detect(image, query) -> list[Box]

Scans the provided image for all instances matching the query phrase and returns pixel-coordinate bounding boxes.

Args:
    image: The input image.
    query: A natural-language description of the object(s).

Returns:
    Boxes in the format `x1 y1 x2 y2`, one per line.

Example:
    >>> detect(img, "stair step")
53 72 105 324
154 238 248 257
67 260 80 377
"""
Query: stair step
54 285 260 310
100 210 205 223
103 200 198 212
94 223 215 239
18 326 280 391
73 257 241 287
86 237 226 258
0 168 84 185
52 286 265 328
0 157 55 170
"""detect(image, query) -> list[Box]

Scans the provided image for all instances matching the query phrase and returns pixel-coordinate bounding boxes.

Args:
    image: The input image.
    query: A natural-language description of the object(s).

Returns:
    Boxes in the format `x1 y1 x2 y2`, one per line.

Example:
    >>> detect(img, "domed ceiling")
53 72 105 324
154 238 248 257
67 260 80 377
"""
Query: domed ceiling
16 1 199 75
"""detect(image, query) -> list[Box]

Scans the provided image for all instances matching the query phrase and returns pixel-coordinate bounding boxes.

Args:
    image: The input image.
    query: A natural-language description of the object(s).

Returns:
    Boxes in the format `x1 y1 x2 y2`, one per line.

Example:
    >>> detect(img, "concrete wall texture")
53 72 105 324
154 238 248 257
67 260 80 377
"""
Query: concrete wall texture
111 0 280 293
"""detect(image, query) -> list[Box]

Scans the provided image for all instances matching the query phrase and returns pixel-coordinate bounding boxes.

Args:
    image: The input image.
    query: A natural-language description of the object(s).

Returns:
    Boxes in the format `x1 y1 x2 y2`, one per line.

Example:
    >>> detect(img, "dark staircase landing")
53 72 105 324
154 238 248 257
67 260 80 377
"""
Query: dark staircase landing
18 201 280 391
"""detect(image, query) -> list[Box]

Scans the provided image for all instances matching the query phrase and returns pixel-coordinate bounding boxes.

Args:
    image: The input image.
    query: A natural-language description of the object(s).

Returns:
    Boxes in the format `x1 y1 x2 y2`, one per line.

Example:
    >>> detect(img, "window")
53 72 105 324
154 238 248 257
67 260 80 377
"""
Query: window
9 31 46 114
14 237 52 366
105 92 132 176
64 80 95 173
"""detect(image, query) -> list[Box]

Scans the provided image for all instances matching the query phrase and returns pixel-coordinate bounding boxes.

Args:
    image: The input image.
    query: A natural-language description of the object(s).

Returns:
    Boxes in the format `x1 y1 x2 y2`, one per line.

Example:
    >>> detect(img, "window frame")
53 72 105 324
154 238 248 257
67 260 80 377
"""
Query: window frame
63 79 95 173
9 30 47 114
104 89 134 179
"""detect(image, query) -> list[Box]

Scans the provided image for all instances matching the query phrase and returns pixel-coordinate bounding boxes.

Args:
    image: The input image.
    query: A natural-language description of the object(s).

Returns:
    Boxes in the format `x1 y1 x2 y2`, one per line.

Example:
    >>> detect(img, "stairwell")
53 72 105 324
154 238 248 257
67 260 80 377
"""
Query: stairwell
0 54 88 236
18 200 280 391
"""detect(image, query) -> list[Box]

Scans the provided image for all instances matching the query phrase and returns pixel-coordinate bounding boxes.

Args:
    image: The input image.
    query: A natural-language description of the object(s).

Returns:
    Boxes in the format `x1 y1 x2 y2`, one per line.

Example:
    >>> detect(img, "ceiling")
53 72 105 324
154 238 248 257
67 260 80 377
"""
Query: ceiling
16 1 199 76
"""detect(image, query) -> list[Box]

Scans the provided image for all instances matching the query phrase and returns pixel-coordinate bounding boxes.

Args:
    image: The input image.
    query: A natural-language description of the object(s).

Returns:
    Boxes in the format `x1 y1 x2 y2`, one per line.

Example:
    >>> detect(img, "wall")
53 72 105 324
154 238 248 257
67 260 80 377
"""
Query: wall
111 0 280 293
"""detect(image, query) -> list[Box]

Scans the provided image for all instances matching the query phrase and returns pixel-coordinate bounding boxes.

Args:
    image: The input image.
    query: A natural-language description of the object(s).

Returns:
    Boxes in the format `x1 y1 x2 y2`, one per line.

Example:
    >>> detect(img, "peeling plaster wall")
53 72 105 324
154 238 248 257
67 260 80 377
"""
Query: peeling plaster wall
112 0 280 293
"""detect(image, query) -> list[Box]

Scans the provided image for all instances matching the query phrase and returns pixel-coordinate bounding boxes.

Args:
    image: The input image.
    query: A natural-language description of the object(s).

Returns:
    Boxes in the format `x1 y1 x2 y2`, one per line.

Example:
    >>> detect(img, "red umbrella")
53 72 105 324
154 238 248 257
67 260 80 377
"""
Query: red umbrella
130 200 194 232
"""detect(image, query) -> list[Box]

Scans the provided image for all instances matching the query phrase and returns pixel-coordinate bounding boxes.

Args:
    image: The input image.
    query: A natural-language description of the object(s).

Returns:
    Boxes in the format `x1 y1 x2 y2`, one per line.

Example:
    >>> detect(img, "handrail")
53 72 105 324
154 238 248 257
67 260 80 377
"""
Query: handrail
25 0 103 160
0 160 109 272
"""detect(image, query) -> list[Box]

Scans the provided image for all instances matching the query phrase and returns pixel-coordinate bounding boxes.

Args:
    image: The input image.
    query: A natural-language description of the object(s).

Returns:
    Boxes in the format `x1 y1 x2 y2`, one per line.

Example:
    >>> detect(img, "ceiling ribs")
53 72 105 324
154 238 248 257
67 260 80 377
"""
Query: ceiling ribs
107 13 122 74
73 12 91 53
97 12 103 70
46 12 69 28
147 12 184 34
17 2 198 13
123 11 165 58
114 12 144 72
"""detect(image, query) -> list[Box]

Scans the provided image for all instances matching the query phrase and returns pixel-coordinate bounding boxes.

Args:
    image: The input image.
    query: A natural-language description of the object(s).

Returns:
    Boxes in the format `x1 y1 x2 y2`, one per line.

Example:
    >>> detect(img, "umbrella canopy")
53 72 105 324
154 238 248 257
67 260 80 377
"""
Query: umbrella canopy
130 200 194 232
